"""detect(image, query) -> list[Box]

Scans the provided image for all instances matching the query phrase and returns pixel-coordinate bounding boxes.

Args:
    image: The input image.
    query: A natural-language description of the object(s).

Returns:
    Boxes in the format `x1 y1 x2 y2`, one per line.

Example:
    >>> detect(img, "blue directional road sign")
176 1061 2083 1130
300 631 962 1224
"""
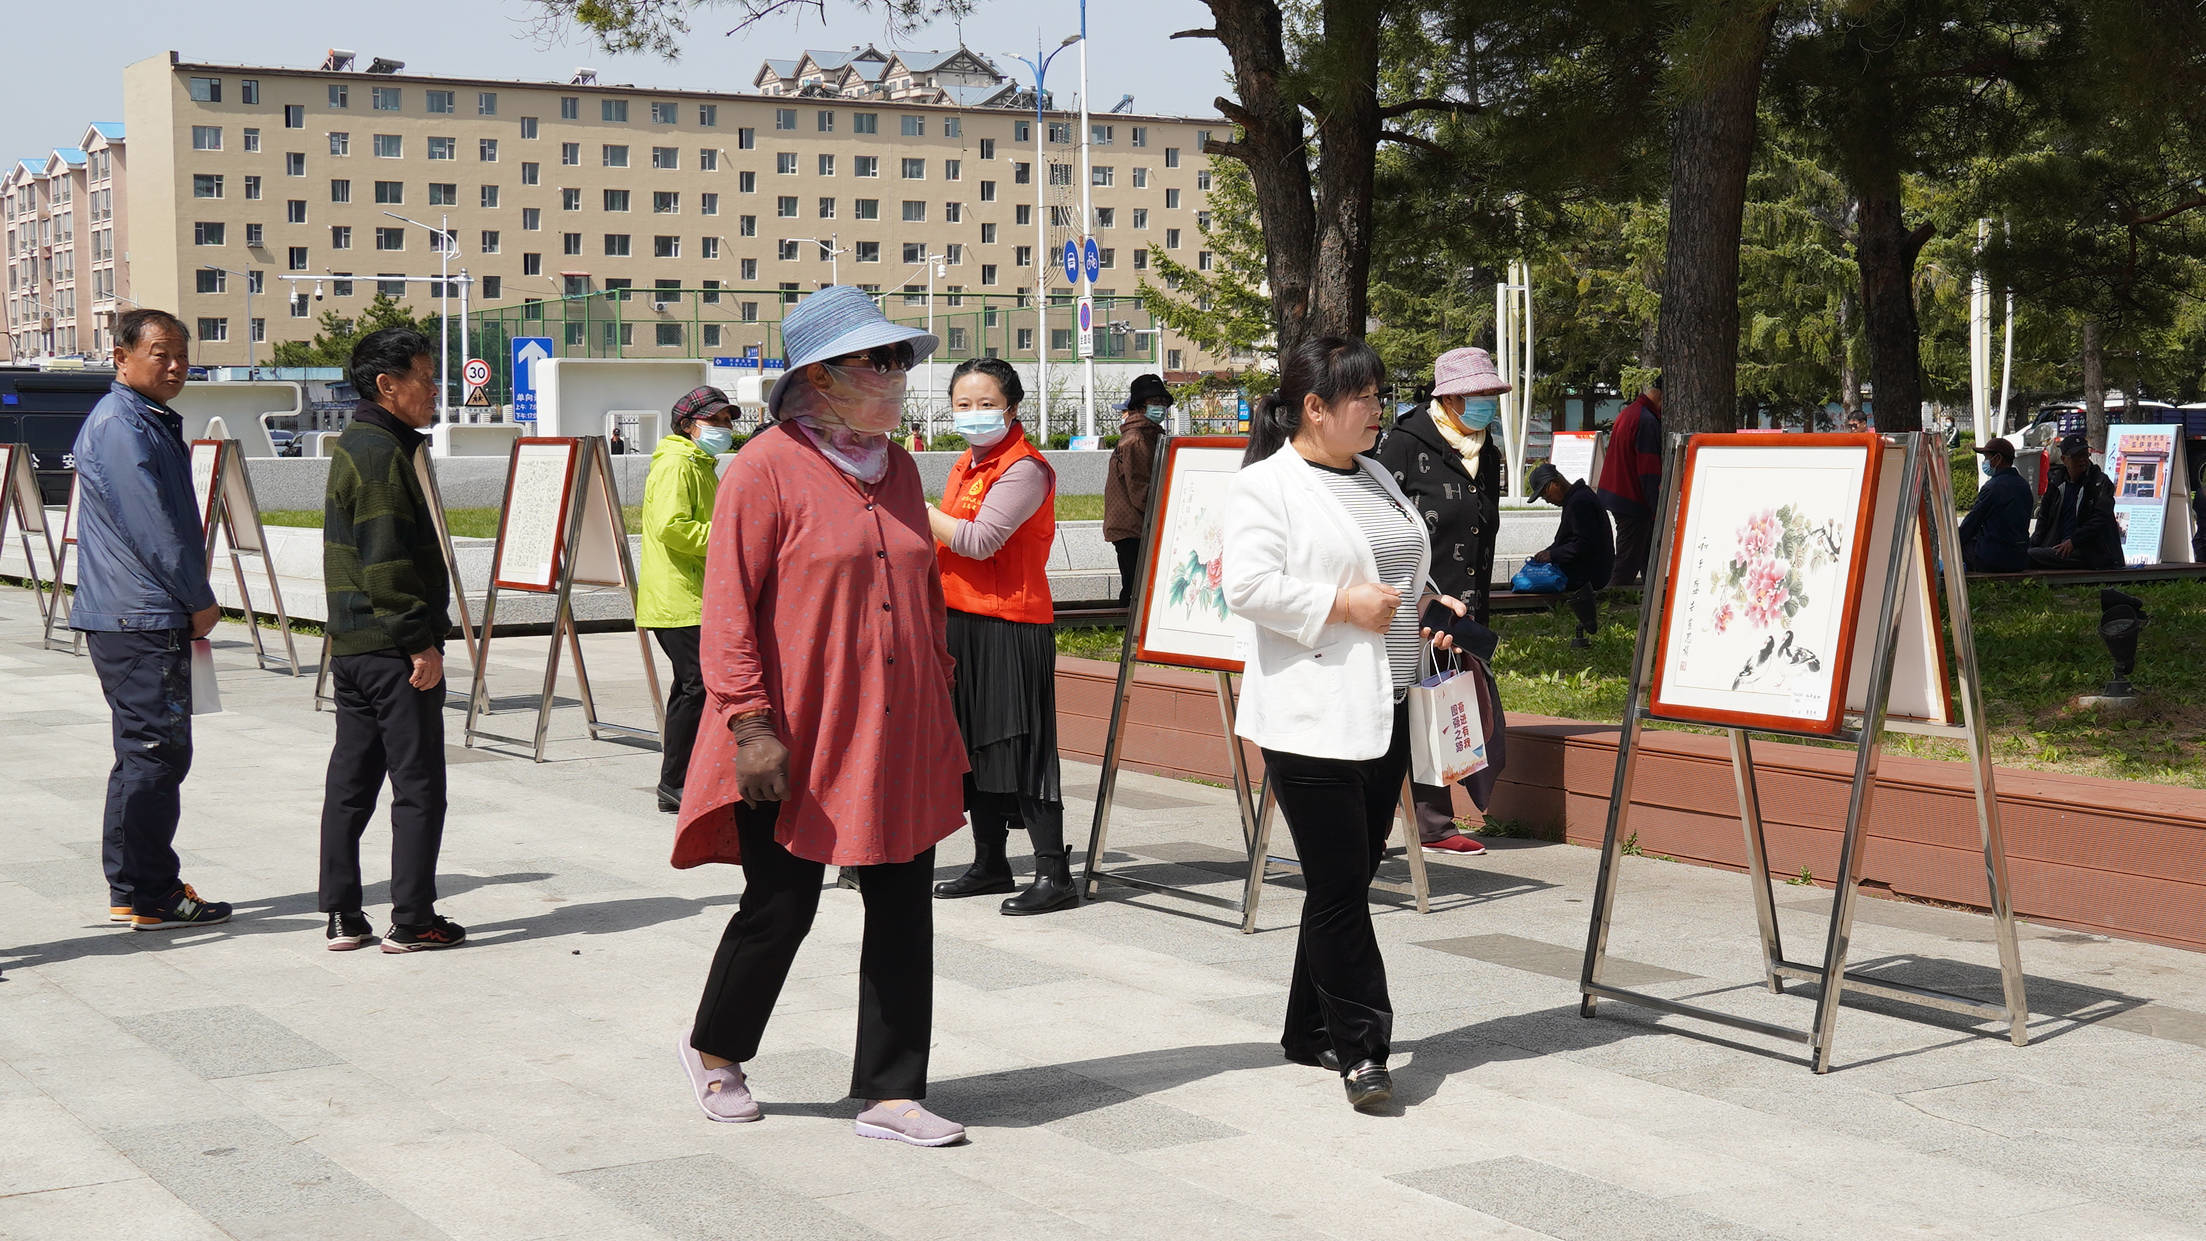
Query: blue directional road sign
511 336 553 421
1062 240 1080 284
1083 237 1101 283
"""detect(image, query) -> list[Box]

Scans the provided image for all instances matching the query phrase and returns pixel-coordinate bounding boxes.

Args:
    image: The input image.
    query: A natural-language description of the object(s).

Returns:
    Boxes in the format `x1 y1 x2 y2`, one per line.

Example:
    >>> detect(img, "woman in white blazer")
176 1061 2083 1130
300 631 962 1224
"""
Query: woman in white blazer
1223 334 1466 1112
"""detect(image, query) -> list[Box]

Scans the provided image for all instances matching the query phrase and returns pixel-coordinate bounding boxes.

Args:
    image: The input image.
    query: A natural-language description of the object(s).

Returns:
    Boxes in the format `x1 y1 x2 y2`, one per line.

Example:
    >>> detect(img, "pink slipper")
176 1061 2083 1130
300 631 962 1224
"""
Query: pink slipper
855 1101 966 1147
676 1036 760 1122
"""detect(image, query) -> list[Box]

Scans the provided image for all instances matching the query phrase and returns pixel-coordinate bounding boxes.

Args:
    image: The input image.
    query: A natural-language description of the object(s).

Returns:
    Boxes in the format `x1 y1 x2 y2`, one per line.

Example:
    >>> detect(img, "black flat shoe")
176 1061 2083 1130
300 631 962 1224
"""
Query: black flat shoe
1343 1060 1392 1110
657 785 683 814
1284 1048 1342 1072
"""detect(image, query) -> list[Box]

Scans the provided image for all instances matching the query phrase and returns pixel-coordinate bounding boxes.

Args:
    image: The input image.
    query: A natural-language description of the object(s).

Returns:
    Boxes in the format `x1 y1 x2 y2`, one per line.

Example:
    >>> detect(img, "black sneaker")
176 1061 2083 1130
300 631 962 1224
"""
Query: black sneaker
131 884 233 932
326 911 375 952
382 915 467 953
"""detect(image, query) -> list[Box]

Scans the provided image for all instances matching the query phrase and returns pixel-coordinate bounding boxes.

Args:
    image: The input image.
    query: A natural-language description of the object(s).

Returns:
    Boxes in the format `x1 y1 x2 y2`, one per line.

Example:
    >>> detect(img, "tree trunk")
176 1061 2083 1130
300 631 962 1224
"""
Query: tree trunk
1838 285 1862 422
1203 0 1319 359
1855 185 1931 432
1304 0 1383 342
2082 319 2105 452
1653 6 1777 437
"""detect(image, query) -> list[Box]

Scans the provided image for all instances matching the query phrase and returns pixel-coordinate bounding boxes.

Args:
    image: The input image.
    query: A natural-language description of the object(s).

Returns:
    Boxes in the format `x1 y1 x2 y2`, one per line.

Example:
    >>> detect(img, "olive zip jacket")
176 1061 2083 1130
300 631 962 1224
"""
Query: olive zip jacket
638 433 720 629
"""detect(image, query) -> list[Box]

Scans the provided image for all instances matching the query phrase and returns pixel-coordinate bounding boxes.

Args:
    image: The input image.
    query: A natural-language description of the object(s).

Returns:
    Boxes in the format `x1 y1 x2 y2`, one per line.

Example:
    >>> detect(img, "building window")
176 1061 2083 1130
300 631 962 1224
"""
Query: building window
330 178 351 203
740 259 758 280
194 222 225 246
331 225 352 249
1016 204 1031 225
654 191 679 214
854 112 878 134
429 183 458 206
375 227 405 250
602 99 628 122
700 148 718 171
855 241 880 263
769 195 793 219
818 153 835 176
603 188 630 212
981 222 996 244
286 199 307 223
738 126 756 149
774 108 796 130
521 116 539 139
481 185 500 208
329 131 351 156
699 104 718 126
284 104 305 129
1132 249 1147 270
777 152 798 174
372 86 401 111
738 170 756 192
943 159 962 181
193 174 224 199
1096 207 1115 228
1016 327 1032 351
521 161 539 186
945 202 963 224
1093 123 1115 146
656 322 684 347
286 152 306 176
739 215 757 237
191 126 222 151
901 200 926 222
478 138 499 162
330 84 349 108
777 239 799 260
1099 247 1115 268
941 116 961 139
564 186 584 210
1092 165 1114 186
855 156 879 178
901 242 926 264
246 222 264 248
523 252 542 276
655 235 680 258
980 137 996 160
427 137 455 161
1049 162 1072 185
979 180 996 203
561 142 580 166
374 133 403 158
901 116 923 137
604 233 631 256
563 232 582 255
817 110 835 133
189 76 222 102
198 317 228 342
901 158 925 180
196 268 227 294
481 230 500 253
522 207 541 229
1166 227 1181 248
1198 169 1212 191
1014 245 1031 267
288 246 309 271
1165 147 1181 168
701 193 718 215
854 198 879 220
700 235 722 260
1165 188 1181 209
426 90 455 114
603 145 629 167
1197 210 1213 230
1014 161 1030 185
560 96 580 120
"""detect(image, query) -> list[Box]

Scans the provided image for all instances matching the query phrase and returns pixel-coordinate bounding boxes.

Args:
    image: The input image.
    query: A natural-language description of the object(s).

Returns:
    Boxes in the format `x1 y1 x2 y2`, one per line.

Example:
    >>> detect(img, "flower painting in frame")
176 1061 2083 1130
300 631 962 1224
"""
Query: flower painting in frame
1132 436 1249 671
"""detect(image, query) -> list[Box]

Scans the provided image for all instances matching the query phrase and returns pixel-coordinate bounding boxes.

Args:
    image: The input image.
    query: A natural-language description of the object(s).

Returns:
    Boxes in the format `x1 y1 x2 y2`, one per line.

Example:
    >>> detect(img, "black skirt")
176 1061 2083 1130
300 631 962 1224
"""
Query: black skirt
946 609 1063 804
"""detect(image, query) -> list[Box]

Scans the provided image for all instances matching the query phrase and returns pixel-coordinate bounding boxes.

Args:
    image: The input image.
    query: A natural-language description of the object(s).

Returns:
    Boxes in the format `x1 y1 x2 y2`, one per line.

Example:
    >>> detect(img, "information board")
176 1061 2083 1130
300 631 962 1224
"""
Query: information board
491 439 580 592
2106 424 2185 565
1548 431 1605 488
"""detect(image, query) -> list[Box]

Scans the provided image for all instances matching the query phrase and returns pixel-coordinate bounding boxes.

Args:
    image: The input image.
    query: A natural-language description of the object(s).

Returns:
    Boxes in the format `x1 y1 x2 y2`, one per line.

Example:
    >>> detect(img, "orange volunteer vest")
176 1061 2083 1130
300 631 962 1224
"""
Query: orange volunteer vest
938 430 1057 624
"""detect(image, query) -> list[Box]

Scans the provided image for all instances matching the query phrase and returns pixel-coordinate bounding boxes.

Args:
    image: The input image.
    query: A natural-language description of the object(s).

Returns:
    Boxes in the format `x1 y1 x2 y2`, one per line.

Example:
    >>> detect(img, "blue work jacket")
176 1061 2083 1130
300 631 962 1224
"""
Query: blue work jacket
69 381 217 632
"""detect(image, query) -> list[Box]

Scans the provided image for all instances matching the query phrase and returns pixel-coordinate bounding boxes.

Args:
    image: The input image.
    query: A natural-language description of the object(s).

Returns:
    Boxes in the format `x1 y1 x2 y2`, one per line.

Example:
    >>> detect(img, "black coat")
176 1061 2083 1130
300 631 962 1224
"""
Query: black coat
2030 461 2121 568
1540 480 1615 590
1371 404 1502 622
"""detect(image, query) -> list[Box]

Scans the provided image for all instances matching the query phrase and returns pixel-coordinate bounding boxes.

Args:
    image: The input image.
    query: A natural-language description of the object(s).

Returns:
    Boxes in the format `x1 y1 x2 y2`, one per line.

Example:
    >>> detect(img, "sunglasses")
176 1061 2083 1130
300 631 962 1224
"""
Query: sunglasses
831 343 916 374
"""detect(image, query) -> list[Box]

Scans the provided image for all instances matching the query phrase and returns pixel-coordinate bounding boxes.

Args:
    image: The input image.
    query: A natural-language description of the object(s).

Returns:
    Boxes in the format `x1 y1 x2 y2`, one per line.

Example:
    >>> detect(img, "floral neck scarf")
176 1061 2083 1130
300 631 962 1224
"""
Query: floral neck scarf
780 378 894 484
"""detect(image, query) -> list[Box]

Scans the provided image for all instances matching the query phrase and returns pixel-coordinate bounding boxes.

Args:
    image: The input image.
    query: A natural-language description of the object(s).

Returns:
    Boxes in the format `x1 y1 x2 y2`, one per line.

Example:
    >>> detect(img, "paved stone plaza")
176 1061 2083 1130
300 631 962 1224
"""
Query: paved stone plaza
4 593 2206 1240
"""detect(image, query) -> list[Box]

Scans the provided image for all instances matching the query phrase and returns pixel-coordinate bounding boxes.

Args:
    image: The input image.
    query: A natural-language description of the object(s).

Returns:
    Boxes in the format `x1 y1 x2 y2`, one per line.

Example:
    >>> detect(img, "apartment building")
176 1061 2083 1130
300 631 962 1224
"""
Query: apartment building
107 49 1226 371
2 128 120 362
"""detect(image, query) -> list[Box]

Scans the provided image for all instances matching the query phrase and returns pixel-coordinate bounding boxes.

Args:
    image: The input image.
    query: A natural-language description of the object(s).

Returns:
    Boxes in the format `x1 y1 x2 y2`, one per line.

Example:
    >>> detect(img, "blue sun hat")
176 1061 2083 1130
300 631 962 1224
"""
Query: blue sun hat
768 285 939 415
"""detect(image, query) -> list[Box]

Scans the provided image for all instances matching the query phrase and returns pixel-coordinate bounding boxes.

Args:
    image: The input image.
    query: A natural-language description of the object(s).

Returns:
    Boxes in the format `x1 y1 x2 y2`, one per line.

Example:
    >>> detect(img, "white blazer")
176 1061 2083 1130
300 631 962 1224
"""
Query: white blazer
1223 445 1433 761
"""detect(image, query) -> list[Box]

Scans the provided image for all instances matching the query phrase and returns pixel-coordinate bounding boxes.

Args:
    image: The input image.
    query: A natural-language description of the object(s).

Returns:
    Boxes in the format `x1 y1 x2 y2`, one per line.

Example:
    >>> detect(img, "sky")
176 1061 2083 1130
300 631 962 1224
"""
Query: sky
0 0 1233 163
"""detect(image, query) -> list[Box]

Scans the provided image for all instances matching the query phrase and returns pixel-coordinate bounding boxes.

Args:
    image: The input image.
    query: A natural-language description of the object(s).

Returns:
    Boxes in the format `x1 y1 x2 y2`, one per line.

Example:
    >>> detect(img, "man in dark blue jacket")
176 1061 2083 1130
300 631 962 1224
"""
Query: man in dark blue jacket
1959 438 2032 573
2028 433 2122 570
1530 463 1614 647
72 308 232 931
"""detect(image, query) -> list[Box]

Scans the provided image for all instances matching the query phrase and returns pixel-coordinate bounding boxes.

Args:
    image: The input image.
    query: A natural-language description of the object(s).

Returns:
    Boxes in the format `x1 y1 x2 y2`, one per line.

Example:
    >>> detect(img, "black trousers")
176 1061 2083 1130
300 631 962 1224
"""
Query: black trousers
1113 537 1141 607
1609 510 1652 588
319 650 448 925
691 804 936 1100
1410 782 1459 844
88 628 192 912
1263 703 1409 1069
652 626 705 796
963 772 1066 856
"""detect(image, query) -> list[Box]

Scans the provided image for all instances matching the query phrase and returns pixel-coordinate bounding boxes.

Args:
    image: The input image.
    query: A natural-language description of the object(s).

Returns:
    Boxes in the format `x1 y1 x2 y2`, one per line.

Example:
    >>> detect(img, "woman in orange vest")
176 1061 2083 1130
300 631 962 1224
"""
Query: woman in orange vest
924 357 1074 915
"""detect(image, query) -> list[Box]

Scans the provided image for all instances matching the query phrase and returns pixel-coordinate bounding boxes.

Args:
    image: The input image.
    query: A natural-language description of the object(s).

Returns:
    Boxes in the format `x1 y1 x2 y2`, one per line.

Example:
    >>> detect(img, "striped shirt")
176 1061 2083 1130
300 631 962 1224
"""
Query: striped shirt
1307 458 1426 690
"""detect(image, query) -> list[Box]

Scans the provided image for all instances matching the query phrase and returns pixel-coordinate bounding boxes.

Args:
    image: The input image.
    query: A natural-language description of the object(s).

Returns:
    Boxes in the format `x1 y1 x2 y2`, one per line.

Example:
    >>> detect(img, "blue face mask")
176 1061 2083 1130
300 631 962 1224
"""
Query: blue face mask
954 409 1010 447
1144 403 1169 423
1458 397 1499 430
695 426 734 455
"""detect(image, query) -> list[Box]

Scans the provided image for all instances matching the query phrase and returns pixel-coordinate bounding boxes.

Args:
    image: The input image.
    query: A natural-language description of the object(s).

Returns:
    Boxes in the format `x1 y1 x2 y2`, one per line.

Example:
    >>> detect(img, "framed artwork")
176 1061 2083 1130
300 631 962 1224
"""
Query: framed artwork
492 438 582 592
1648 433 1883 735
189 439 225 534
1132 435 1248 672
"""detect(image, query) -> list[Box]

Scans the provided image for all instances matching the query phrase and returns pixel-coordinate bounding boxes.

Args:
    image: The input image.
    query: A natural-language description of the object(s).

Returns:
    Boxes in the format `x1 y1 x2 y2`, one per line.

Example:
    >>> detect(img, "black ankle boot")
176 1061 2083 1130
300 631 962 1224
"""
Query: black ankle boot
934 825 1014 898
1001 847 1079 916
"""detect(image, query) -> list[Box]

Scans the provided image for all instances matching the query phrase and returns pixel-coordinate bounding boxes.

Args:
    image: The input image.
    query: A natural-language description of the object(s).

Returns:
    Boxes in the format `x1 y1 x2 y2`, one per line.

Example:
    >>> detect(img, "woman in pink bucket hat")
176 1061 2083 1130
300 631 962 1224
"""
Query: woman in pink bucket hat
1373 346 1510 857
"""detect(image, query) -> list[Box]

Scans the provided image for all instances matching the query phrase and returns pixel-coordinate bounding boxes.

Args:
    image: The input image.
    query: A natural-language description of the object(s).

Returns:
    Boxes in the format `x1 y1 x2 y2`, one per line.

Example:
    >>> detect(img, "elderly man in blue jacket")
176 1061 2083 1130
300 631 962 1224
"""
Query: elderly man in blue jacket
72 308 231 931
1960 437 2032 573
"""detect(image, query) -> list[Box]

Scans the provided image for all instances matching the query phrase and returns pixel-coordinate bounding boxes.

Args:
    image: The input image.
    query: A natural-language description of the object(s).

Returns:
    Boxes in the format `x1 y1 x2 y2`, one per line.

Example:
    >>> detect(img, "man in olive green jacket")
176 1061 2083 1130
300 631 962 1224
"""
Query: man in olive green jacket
642 386 734 811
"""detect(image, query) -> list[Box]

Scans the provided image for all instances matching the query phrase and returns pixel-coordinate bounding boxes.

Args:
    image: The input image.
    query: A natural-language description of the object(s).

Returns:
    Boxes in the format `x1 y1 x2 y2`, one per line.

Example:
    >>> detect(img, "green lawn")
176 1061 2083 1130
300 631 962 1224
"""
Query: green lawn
261 507 644 538
1057 578 2206 789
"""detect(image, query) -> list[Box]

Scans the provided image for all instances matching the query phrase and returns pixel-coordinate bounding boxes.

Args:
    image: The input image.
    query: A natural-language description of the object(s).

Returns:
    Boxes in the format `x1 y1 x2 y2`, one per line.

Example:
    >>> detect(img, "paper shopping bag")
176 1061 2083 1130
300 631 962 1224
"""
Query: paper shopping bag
1406 664 1487 786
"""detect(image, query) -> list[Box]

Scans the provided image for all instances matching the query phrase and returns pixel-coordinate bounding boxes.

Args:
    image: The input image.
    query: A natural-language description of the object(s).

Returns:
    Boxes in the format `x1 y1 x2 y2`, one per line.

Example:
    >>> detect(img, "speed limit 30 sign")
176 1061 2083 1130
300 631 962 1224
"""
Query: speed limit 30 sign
462 358 491 388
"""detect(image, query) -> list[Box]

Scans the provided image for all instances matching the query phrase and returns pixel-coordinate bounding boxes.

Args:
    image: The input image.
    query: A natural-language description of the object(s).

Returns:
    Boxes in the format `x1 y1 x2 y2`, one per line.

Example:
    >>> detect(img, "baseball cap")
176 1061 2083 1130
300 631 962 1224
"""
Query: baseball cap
2058 431 2091 458
1972 437 2016 459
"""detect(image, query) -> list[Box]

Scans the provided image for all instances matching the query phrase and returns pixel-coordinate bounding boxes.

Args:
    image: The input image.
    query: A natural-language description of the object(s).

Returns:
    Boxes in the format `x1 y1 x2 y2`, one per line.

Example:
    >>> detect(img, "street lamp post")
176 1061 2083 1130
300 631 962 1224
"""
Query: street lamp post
1076 0 1096 437
1005 31 1083 441
787 234 844 285
383 210 464 422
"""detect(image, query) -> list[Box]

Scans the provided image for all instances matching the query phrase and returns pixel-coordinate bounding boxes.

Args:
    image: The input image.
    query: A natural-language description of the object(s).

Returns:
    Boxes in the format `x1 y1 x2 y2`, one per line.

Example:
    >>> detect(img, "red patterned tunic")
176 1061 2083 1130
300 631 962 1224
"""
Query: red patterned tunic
670 422 968 868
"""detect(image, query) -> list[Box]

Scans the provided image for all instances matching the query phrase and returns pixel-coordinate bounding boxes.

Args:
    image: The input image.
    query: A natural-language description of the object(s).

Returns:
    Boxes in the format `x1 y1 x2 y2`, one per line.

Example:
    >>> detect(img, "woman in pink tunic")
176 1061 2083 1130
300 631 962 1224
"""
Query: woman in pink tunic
671 287 969 1147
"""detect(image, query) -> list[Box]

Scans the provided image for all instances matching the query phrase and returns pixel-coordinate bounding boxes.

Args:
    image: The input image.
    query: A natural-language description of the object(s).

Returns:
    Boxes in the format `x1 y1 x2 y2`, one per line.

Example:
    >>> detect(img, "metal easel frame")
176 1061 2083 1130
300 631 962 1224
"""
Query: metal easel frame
2 446 59 625
1578 431 2028 1073
315 450 483 712
1081 441 1432 929
464 435 664 762
199 440 301 676
39 475 83 655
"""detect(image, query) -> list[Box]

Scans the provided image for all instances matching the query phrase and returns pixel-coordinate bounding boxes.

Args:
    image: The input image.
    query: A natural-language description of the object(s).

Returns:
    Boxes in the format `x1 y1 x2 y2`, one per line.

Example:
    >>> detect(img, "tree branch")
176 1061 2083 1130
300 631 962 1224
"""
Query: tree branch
2127 194 2206 228
1170 27 1219 40
1377 96 1482 121
1904 221 1937 263
1379 128 1448 156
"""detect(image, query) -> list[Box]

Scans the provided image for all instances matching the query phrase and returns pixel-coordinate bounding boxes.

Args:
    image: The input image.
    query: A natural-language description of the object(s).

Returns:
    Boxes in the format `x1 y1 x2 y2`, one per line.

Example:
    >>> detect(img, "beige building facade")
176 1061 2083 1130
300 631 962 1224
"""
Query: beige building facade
110 50 1226 374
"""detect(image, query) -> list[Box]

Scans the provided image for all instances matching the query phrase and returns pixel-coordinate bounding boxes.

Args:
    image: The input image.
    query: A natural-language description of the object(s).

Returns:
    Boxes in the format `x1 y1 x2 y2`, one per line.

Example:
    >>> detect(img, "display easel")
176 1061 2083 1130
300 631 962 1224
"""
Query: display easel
39 474 84 654
1080 436 1431 930
191 439 300 675
464 435 663 762
314 449 482 711
1579 432 2029 1073
1 444 59 624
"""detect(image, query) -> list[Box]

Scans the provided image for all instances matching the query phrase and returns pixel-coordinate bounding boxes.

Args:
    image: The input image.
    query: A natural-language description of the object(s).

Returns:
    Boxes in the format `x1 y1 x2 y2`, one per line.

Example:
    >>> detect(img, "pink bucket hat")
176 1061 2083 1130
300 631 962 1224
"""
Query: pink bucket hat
1432 347 1511 398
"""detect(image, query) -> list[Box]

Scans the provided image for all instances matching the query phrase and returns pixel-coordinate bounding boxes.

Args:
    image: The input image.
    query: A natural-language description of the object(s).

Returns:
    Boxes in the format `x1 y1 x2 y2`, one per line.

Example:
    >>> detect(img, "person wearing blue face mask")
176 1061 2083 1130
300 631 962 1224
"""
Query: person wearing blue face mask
1372 346 1512 859
1105 373 1174 607
639 386 733 814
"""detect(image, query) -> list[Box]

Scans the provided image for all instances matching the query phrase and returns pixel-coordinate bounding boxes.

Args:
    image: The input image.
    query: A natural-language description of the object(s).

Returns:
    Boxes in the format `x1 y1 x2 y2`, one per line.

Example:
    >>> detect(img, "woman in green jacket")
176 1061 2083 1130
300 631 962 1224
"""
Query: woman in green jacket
641 386 735 812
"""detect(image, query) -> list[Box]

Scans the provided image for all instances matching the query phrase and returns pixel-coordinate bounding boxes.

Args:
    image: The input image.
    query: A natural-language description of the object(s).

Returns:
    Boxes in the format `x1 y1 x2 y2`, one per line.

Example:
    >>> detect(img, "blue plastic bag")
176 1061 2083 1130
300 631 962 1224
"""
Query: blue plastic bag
1511 561 1569 594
